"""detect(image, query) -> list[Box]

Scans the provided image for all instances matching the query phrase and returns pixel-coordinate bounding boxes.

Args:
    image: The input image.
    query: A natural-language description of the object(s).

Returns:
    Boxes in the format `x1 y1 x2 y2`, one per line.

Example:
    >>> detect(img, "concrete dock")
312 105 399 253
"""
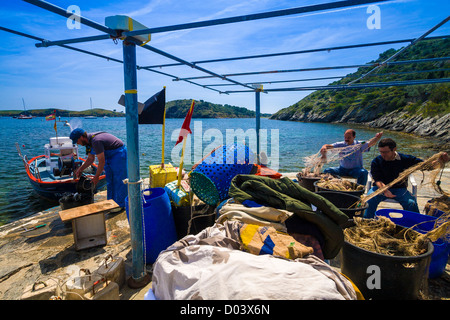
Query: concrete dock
0 170 448 300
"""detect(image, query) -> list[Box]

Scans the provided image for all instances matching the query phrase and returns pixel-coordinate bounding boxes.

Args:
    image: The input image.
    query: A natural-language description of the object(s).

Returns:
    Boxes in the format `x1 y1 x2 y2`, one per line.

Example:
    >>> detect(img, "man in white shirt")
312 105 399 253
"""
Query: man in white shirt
320 129 383 186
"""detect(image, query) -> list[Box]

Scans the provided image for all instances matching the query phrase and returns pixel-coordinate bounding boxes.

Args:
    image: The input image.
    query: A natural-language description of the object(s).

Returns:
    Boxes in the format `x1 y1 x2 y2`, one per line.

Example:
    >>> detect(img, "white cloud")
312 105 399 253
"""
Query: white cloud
124 0 163 18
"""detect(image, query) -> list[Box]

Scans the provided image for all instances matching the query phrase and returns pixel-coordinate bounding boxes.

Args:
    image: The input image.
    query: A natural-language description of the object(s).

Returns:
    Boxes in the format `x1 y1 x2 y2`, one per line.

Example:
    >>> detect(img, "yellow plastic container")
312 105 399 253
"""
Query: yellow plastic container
149 164 177 188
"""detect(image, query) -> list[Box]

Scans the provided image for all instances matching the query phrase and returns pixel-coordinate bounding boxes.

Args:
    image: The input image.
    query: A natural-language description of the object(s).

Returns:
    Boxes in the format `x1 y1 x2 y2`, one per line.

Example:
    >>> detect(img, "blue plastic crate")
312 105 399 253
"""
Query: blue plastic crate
376 208 449 278
376 208 438 233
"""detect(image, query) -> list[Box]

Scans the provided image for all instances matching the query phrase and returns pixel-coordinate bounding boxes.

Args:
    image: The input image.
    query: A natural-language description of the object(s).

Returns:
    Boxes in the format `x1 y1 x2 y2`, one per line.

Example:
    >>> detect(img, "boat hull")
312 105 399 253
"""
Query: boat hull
26 155 107 202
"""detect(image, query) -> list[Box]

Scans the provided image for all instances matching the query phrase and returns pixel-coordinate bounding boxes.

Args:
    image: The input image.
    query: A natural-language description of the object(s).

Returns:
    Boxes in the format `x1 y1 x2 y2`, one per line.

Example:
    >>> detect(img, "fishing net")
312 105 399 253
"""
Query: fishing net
190 143 256 206
361 152 449 204
345 153 450 256
424 196 450 243
316 176 365 192
425 196 450 217
301 144 369 177
344 216 450 257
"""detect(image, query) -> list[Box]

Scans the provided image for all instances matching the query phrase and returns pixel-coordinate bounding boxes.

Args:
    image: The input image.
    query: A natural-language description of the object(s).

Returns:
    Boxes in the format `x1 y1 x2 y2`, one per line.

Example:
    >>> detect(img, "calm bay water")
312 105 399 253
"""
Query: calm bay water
0 116 438 226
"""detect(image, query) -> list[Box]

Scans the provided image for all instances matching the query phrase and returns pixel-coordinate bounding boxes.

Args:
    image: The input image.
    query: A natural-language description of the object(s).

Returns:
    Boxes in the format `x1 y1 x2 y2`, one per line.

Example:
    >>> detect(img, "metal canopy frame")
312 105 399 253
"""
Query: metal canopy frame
3 0 449 285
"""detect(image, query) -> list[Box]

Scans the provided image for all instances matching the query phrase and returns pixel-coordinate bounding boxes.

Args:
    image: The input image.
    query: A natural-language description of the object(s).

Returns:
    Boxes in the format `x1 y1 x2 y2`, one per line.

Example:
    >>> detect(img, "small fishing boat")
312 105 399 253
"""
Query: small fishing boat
16 135 107 201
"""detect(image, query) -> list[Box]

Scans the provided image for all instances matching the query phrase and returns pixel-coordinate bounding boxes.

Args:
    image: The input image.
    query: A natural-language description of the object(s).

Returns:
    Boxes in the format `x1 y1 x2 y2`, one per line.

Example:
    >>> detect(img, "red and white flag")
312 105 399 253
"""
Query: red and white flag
175 100 195 146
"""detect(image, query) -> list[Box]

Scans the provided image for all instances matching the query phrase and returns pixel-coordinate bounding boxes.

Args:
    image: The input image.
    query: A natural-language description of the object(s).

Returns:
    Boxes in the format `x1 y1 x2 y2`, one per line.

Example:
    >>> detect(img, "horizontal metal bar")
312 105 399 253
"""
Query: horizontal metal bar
0 26 122 63
57 44 123 63
384 57 450 65
205 66 450 88
0 26 42 41
175 57 450 81
127 37 256 90
176 64 370 81
205 76 346 87
348 15 450 84
13 0 447 97
36 34 111 48
137 66 225 94
23 0 388 49
0 25 224 94
23 0 117 36
142 35 450 69
385 16 450 63
224 78 450 93
124 0 389 38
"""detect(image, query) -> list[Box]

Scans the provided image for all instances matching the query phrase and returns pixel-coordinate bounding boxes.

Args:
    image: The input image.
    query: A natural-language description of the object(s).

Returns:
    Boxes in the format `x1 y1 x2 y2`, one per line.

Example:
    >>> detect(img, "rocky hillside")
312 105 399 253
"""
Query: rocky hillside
270 38 450 148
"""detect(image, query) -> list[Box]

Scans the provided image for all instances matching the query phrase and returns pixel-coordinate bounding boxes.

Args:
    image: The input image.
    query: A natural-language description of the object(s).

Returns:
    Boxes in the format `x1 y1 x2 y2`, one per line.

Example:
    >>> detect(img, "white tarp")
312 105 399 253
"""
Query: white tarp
152 222 357 300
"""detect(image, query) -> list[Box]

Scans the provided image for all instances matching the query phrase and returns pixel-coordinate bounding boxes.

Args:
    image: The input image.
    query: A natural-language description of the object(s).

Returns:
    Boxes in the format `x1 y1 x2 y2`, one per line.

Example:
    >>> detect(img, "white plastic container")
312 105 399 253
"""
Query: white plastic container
50 137 72 147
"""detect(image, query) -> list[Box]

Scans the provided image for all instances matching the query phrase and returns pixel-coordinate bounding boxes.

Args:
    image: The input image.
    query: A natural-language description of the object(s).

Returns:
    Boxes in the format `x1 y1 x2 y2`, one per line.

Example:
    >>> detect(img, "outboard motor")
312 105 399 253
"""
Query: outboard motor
76 175 94 193
55 156 82 177
57 157 74 177
59 175 95 210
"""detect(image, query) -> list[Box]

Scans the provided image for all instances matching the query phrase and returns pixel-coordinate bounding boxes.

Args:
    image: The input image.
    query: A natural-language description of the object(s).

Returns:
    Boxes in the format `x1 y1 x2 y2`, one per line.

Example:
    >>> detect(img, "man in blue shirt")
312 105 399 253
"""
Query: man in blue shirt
364 138 449 218
320 129 383 186
70 128 128 208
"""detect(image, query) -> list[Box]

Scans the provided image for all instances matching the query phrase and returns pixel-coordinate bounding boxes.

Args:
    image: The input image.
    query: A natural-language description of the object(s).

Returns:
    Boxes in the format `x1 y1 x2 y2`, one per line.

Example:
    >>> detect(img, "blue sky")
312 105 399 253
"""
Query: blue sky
0 0 449 114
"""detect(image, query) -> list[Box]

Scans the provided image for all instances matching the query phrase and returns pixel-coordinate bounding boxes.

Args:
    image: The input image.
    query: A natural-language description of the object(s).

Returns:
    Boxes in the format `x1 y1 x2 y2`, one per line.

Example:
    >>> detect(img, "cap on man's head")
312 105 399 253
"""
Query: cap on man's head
70 128 85 144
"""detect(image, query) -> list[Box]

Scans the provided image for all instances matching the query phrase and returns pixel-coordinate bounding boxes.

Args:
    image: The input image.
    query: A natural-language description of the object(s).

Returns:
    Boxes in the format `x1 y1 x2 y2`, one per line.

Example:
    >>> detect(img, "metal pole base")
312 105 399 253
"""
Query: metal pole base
127 273 151 289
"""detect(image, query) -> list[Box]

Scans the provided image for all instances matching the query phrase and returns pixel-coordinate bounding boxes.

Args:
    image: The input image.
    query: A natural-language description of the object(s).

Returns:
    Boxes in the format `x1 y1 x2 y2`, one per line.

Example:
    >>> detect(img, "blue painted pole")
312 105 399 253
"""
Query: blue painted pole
122 39 147 285
255 89 261 164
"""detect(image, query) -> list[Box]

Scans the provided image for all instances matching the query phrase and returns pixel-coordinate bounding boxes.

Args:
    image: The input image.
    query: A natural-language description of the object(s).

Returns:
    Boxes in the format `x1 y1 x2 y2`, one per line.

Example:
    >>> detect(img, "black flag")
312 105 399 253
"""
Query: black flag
117 87 166 124
140 87 166 124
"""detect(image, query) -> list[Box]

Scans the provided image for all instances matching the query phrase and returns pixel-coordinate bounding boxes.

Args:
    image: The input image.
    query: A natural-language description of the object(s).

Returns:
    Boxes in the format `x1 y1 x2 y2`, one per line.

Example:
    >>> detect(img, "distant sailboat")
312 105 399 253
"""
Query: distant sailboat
84 97 97 119
17 98 33 119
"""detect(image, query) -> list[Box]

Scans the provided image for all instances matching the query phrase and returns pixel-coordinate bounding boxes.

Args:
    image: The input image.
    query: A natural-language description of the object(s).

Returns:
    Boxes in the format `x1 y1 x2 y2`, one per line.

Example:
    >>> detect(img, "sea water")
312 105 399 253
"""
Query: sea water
0 116 438 225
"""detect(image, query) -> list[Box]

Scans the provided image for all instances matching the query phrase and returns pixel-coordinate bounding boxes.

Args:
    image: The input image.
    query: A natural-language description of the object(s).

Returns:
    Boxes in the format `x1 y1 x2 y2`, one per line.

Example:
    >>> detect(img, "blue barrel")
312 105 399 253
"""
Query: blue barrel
125 188 177 264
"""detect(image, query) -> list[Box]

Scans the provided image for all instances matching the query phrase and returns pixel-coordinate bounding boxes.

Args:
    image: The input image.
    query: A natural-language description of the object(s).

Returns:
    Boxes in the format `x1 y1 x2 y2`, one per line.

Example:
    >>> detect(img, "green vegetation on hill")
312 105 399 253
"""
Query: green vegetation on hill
1 100 271 118
271 38 450 122
165 99 271 118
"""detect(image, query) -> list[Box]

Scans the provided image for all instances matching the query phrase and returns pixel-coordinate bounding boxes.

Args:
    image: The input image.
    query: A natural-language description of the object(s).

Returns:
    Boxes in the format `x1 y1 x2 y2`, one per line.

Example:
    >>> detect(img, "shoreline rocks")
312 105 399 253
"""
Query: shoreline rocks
271 109 450 151
365 111 450 150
